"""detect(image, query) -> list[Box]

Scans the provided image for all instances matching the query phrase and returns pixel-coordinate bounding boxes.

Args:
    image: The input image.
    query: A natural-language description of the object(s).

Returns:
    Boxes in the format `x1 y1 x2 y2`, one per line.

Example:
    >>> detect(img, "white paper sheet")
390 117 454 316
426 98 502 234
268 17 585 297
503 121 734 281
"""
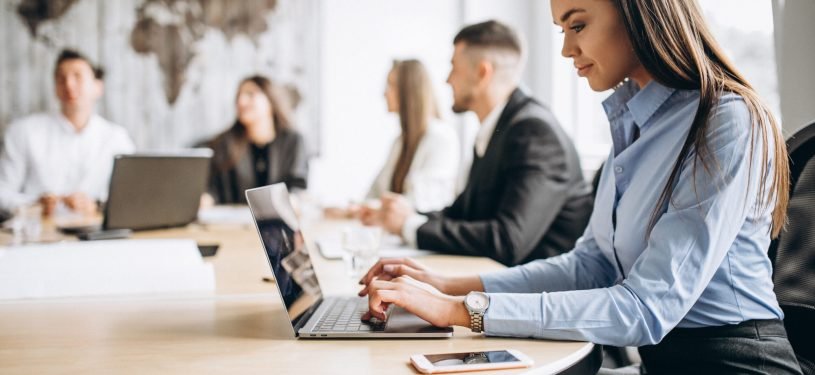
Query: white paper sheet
197 206 254 225
316 233 435 260
0 239 214 300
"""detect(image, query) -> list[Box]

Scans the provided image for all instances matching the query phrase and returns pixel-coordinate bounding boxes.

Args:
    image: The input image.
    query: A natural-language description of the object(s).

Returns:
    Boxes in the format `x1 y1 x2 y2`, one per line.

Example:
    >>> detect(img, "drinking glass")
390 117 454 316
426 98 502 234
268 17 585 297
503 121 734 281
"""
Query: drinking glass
341 226 382 278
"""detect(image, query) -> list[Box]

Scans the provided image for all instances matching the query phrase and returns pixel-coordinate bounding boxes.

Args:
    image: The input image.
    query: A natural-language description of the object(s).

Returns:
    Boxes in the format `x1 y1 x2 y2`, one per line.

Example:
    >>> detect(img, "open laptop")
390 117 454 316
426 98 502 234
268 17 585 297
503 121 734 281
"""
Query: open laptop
61 149 212 234
245 183 453 338
104 150 212 230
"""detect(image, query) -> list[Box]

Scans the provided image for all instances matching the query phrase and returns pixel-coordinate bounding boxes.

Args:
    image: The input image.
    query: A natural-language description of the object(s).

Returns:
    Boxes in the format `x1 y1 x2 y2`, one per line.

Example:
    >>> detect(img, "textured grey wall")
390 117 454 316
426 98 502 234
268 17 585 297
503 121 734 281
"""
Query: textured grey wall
774 0 815 134
0 0 321 152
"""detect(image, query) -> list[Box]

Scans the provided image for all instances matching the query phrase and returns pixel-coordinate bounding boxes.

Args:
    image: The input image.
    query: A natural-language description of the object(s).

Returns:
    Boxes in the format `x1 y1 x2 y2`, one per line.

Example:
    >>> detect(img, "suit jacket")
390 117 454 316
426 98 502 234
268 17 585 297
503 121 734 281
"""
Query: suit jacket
206 127 308 204
417 89 593 266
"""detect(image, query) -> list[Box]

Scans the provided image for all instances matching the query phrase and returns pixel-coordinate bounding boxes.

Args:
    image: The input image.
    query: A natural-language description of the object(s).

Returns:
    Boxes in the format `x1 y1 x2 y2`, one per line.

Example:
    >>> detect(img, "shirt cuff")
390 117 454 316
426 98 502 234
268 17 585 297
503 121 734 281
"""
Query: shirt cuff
484 293 544 337
479 272 502 293
401 213 429 248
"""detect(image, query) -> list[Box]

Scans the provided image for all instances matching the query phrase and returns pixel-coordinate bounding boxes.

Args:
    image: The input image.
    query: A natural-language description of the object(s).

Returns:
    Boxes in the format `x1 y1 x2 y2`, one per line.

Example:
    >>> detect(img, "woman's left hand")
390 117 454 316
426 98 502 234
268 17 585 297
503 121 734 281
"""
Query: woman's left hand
361 275 470 328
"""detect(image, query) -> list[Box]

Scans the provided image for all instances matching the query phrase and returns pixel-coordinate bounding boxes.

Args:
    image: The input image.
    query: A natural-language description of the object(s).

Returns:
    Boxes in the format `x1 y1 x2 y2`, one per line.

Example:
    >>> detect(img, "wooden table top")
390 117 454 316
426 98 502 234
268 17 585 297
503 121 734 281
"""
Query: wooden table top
0 212 594 374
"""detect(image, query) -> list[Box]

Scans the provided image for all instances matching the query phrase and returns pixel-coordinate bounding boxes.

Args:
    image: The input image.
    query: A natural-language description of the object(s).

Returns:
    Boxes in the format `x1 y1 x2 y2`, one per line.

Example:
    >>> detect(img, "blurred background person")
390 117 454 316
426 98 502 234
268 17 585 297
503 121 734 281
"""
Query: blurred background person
360 21 592 267
326 59 459 218
0 49 134 218
203 75 308 205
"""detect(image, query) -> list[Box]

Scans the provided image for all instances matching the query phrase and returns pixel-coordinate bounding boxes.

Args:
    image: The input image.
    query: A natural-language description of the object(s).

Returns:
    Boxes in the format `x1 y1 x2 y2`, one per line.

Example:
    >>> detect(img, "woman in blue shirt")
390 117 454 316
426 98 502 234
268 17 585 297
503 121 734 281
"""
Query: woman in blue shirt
358 0 802 373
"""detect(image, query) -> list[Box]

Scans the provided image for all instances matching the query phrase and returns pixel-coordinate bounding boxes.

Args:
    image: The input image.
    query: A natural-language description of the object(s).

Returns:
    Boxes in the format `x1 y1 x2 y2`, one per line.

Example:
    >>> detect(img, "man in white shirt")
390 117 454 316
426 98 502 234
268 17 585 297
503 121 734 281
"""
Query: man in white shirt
0 49 135 217
361 20 592 266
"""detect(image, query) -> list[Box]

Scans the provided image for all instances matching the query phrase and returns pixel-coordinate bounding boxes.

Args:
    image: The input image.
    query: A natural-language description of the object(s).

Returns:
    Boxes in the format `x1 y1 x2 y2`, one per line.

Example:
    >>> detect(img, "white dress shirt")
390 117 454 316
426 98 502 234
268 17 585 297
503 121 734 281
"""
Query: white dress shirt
473 98 508 158
402 99 509 246
0 113 135 212
367 120 460 212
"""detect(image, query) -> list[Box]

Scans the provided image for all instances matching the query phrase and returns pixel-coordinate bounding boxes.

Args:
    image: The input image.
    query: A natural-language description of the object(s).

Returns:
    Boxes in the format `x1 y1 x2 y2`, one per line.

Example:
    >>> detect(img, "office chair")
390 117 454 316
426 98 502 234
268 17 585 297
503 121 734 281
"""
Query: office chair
769 120 815 375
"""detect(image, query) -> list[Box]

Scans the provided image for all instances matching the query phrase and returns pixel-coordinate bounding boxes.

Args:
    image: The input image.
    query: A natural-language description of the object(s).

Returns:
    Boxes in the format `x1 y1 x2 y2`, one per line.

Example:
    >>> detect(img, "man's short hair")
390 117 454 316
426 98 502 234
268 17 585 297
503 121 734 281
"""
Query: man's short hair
54 49 105 80
453 20 523 56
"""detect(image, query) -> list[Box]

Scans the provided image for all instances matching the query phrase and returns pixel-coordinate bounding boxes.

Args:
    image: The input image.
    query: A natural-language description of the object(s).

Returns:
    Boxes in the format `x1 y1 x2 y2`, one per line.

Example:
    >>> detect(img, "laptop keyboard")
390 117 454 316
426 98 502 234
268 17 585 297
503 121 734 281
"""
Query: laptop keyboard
313 297 387 332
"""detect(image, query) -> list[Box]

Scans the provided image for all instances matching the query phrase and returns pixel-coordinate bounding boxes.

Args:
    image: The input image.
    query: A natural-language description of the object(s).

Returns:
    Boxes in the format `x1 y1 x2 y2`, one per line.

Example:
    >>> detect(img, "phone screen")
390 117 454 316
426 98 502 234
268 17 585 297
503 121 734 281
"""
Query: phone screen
423 350 520 367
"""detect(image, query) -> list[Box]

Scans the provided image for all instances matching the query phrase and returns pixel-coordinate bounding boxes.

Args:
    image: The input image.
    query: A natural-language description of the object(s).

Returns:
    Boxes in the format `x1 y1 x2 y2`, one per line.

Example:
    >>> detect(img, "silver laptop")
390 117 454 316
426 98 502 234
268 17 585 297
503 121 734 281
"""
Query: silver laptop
245 184 453 338
104 150 212 230
57 150 213 236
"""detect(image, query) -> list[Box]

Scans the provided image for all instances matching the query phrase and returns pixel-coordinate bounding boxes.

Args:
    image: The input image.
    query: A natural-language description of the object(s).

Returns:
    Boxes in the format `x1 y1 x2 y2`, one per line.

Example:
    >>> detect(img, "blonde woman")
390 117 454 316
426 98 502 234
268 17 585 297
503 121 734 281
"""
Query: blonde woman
328 60 459 217
367 59 459 212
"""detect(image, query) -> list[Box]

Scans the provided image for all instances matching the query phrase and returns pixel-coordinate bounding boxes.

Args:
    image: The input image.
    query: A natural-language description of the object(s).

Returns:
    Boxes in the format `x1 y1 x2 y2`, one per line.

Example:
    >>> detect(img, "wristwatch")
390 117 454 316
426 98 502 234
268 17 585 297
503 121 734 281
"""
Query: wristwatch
464 291 490 333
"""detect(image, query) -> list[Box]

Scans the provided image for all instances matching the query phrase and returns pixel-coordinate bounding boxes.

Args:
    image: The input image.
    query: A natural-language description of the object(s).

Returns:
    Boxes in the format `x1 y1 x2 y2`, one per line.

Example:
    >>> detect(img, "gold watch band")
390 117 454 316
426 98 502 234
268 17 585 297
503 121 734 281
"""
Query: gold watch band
470 312 484 333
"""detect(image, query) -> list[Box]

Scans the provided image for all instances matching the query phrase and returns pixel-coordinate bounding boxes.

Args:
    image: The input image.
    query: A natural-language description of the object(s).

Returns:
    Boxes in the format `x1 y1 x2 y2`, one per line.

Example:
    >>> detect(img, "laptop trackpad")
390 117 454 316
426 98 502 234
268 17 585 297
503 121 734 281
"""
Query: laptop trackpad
384 306 453 334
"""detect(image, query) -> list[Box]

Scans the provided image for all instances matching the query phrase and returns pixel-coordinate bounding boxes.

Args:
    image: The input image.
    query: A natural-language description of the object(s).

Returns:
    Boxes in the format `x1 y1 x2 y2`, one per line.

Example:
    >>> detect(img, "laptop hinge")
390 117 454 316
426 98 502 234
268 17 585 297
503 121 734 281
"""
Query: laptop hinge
292 297 324 336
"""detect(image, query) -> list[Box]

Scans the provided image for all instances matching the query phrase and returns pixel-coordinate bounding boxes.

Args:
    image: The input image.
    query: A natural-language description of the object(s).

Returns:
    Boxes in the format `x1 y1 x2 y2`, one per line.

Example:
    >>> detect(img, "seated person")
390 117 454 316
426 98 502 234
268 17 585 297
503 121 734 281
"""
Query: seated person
0 49 135 217
358 1 802 373
362 21 592 266
327 59 459 217
203 75 308 204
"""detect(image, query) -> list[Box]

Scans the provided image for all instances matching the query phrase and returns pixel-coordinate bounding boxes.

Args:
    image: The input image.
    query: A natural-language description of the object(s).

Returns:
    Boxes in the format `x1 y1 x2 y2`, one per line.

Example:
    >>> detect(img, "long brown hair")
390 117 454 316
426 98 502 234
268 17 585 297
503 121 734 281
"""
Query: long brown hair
389 60 440 194
215 75 294 172
613 0 789 238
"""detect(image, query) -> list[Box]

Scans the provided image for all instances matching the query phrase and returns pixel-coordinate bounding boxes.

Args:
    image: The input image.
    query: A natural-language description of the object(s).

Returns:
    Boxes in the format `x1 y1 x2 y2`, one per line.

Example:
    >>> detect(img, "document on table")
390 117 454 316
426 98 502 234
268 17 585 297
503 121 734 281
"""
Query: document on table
316 233 435 260
197 205 254 225
0 239 215 300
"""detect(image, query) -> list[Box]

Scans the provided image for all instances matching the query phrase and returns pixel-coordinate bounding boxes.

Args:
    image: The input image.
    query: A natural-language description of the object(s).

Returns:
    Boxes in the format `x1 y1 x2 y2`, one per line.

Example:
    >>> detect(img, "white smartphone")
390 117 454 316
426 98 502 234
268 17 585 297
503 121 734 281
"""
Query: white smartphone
410 349 533 374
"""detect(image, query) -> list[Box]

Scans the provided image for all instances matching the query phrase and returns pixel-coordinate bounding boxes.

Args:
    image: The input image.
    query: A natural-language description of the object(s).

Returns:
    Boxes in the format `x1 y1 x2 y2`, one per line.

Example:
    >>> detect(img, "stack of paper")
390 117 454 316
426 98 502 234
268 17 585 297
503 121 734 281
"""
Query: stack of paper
0 239 215 300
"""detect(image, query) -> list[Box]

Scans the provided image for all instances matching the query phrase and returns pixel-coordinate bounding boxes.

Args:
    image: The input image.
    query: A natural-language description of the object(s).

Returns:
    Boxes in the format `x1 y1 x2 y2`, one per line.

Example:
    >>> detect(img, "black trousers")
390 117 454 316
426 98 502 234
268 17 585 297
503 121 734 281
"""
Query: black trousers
639 319 802 374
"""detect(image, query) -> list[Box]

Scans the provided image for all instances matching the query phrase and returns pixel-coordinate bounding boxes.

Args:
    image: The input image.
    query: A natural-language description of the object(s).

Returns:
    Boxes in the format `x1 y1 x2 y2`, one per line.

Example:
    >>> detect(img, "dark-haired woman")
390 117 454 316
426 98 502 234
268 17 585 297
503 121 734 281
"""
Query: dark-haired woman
357 1 801 373
205 76 307 204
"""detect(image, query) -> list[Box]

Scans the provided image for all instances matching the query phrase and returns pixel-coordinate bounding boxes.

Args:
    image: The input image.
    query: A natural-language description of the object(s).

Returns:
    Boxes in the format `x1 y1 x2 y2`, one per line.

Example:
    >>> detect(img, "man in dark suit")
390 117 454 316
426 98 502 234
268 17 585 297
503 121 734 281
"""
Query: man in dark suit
362 20 592 266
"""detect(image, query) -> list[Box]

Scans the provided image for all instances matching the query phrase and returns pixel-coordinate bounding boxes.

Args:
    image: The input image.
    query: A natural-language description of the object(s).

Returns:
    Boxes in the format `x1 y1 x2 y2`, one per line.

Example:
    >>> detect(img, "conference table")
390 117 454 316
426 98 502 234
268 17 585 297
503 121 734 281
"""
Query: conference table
0 210 600 374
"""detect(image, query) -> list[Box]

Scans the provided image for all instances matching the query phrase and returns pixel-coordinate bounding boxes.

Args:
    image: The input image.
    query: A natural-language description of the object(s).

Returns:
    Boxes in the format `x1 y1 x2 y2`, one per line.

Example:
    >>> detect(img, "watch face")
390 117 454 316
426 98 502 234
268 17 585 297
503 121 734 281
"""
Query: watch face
466 292 489 311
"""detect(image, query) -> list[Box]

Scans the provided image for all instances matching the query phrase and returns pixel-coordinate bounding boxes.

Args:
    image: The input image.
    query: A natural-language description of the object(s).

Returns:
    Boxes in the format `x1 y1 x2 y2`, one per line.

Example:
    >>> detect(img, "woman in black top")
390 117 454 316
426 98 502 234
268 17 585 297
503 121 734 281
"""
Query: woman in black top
205 75 308 204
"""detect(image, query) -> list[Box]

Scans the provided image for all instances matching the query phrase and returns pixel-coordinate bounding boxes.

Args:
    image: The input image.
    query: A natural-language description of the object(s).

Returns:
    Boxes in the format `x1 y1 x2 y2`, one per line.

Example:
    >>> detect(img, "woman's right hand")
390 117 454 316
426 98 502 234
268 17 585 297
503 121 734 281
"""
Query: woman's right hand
323 206 350 219
358 258 449 296
39 194 59 216
357 205 383 226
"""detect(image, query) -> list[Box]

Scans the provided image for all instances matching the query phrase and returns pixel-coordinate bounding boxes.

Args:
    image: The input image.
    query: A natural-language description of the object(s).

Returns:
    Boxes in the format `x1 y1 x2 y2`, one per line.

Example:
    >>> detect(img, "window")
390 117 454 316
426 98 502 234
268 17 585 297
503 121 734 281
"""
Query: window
549 0 778 177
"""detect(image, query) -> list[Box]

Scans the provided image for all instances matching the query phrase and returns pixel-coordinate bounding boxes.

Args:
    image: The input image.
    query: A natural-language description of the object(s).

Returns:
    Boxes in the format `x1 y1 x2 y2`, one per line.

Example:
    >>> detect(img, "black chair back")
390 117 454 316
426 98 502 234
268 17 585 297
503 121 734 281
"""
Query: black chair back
770 120 815 374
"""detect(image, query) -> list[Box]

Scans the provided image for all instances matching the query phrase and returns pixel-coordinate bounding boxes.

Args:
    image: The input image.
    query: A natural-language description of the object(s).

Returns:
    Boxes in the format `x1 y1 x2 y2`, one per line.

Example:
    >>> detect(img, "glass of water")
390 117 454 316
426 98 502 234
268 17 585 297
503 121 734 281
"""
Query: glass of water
10 204 42 245
341 226 382 278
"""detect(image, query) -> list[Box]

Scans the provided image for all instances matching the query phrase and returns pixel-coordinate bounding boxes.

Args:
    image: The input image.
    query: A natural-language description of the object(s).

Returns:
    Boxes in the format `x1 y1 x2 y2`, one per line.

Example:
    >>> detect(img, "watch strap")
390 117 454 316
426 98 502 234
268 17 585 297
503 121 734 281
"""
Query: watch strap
470 310 484 333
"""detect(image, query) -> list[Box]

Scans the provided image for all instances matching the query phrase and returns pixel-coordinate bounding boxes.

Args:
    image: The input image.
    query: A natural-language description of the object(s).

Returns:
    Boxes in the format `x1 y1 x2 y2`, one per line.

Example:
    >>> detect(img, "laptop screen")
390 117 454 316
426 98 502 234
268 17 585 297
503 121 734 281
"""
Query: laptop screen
105 150 212 231
245 184 323 325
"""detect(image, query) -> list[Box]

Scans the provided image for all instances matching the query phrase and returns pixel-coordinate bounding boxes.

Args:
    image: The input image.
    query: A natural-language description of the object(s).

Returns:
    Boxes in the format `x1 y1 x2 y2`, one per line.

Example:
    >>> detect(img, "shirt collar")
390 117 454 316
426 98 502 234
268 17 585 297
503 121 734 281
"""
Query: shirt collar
475 98 509 157
602 80 676 128
55 112 100 135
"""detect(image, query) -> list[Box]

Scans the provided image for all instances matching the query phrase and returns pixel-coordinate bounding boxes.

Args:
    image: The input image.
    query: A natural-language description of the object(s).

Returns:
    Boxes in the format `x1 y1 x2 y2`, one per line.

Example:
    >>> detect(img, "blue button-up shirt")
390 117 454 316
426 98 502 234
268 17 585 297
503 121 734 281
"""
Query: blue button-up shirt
480 80 782 346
